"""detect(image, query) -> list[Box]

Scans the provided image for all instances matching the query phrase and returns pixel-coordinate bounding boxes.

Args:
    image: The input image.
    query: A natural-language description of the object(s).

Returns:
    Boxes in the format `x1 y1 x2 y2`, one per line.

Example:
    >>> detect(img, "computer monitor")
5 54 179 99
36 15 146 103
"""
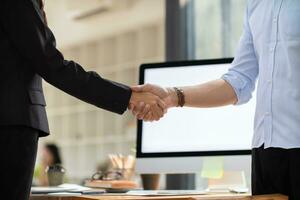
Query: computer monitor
136 58 254 174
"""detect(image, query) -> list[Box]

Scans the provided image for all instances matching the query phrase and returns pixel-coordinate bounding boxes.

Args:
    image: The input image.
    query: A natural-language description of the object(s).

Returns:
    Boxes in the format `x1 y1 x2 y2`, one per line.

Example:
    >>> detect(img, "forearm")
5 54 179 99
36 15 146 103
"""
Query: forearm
169 79 237 108
42 59 132 114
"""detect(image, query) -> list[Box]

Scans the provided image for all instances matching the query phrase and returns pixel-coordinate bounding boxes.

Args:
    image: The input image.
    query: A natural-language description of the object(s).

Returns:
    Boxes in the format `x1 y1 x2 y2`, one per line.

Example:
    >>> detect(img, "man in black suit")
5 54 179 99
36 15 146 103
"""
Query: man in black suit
0 0 165 199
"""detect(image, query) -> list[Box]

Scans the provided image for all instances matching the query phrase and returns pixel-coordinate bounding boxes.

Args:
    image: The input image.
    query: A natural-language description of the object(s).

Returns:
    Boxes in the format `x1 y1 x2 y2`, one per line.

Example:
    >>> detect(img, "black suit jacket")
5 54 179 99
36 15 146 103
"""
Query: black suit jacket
0 0 132 136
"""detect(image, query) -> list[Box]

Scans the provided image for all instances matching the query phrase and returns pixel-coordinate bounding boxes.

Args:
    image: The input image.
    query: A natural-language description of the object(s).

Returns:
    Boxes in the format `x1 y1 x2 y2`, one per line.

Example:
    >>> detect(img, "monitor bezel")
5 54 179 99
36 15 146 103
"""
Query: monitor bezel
137 58 252 158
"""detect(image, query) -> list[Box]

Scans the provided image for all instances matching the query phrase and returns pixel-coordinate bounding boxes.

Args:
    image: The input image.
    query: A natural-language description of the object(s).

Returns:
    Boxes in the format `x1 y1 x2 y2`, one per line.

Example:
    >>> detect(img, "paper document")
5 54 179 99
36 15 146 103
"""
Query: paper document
126 190 207 196
31 183 105 194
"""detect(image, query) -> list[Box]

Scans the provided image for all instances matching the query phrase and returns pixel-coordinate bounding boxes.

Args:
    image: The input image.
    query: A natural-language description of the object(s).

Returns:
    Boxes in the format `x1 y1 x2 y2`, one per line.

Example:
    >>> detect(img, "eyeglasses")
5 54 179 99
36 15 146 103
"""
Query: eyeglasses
91 170 123 181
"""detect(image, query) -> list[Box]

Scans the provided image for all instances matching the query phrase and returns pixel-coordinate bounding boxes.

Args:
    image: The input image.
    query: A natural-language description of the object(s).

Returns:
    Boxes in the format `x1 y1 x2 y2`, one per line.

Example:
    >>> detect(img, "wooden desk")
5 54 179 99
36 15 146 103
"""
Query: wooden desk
30 194 288 200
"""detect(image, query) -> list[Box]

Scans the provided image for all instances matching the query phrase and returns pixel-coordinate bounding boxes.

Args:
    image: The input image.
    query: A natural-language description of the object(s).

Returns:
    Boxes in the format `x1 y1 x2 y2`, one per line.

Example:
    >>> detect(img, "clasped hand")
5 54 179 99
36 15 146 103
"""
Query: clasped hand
128 84 178 122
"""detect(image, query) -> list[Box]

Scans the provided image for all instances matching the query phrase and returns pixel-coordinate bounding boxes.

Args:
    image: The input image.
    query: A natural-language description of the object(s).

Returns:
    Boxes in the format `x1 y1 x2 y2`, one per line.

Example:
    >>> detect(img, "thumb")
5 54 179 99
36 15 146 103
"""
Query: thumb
131 85 145 92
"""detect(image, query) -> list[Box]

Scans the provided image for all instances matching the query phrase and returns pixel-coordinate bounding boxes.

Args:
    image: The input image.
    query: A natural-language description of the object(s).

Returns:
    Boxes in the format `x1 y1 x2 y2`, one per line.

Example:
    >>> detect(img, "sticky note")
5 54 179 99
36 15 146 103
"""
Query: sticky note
201 157 224 179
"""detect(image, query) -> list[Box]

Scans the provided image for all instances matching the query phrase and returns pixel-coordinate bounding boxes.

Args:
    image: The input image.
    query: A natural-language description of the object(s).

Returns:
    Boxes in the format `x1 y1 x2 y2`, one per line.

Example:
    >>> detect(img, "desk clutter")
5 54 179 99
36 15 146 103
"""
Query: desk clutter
31 184 208 196
32 154 138 195
31 154 250 197
84 154 138 192
32 154 205 196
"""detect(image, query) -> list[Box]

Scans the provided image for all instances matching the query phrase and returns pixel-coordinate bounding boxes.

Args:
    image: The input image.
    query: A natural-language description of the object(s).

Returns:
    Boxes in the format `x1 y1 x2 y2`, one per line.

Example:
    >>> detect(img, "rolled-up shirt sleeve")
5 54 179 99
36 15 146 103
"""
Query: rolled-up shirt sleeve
222 2 259 105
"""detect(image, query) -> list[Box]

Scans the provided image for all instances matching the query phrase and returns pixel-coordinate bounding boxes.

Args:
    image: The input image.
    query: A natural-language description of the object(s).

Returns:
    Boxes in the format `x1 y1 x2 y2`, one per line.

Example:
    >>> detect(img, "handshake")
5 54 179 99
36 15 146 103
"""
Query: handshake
128 84 179 122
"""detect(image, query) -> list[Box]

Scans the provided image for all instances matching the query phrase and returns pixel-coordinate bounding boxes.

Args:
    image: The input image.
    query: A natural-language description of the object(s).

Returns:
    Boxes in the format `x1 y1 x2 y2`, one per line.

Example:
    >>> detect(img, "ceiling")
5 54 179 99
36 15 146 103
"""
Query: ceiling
44 0 164 48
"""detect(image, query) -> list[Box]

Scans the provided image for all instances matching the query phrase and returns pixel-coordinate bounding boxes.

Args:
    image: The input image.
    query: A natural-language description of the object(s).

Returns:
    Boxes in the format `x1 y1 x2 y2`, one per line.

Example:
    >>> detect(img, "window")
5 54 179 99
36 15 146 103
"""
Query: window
189 0 247 59
166 0 246 60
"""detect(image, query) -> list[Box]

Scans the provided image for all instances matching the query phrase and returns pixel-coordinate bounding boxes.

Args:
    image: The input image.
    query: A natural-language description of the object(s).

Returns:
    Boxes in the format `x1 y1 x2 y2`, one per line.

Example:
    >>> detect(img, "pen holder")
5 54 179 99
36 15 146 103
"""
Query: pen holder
46 164 65 186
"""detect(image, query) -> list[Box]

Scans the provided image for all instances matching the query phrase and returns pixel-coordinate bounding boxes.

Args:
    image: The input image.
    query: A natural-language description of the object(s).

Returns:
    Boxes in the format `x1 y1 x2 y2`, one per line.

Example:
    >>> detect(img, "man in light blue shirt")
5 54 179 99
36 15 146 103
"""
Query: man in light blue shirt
130 0 300 199
222 0 300 149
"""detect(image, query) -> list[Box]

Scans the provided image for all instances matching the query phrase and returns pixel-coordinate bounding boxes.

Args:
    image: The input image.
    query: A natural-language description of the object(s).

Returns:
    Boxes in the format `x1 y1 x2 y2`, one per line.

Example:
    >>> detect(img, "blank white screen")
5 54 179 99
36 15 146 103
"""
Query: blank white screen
142 64 256 153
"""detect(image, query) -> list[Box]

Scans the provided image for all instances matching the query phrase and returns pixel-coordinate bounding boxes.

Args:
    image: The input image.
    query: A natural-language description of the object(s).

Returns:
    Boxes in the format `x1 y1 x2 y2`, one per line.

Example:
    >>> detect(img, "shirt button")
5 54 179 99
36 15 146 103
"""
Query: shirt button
273 18 277 23
270 47 275 52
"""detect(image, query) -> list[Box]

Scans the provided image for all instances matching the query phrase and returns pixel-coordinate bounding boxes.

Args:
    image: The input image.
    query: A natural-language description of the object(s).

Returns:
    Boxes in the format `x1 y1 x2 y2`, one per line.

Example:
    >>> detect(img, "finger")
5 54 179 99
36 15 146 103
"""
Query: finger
135 102 146 119
137 104 150 120
157 98 167 114
131 84 152 93
143 111 153 122
153 97 165 120
131 85 144 92
151 104 163 121
136 102 146 119
132 102 142 116
139 105 150 120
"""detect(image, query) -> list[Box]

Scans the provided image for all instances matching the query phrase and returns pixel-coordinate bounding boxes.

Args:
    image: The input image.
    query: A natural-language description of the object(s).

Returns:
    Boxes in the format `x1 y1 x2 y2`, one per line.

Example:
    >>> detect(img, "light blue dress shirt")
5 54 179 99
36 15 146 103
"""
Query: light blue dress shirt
222 0 300 149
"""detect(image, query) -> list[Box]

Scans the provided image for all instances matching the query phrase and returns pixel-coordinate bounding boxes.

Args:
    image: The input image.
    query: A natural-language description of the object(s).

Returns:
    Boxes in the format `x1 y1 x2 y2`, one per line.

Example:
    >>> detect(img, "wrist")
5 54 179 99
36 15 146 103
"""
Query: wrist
129 91 138 104
167 87 178 107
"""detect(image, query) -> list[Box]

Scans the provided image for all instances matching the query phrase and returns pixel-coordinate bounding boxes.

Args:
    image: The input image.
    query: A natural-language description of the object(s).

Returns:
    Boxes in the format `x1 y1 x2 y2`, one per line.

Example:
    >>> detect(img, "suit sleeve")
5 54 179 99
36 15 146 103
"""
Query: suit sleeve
0 0 132 114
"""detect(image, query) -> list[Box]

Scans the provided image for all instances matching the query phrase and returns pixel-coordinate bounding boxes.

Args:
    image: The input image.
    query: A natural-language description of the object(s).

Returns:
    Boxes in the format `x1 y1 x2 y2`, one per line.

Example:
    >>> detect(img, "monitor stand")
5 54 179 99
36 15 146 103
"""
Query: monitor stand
166 174 195 189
